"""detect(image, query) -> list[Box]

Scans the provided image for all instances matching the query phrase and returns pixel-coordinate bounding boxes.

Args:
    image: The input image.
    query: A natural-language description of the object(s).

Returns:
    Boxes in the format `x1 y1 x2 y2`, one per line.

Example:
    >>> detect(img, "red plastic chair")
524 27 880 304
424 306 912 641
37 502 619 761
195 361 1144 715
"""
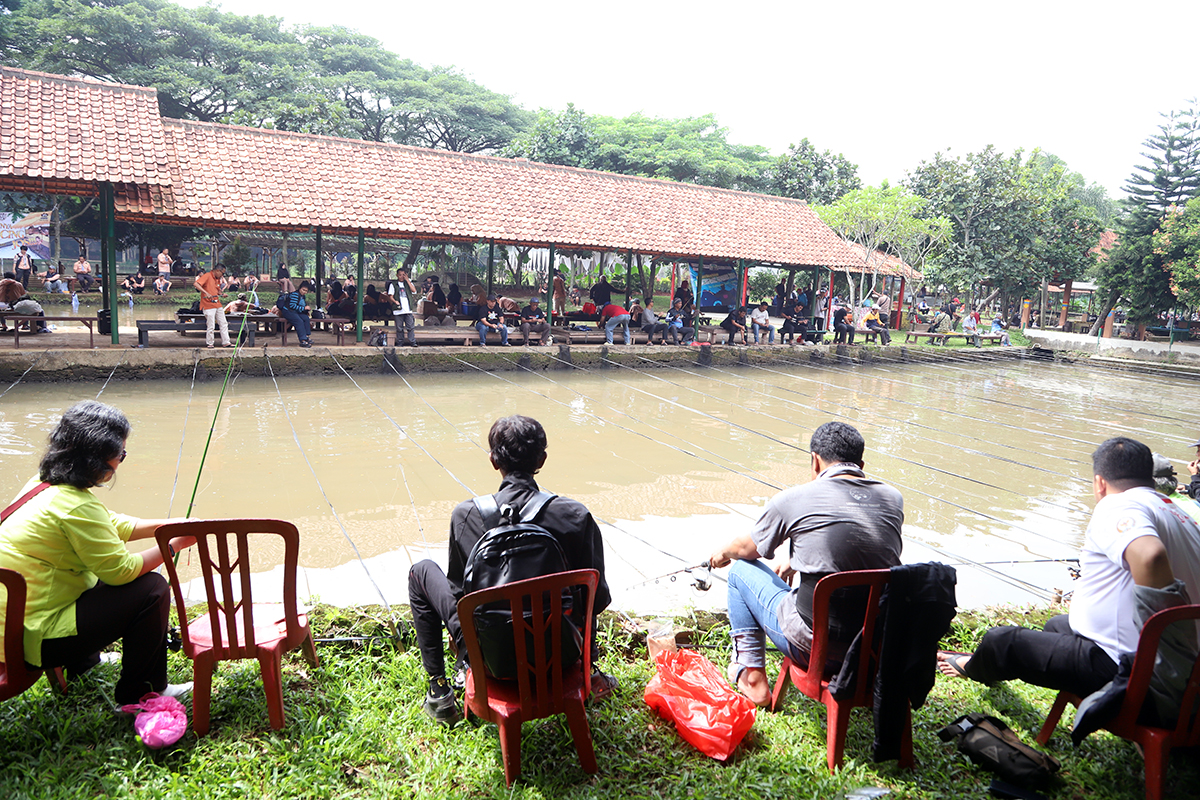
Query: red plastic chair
769 568 913 771
156 519 318 735
0 568 65 700
457 569 600 787
1036 604 1200 800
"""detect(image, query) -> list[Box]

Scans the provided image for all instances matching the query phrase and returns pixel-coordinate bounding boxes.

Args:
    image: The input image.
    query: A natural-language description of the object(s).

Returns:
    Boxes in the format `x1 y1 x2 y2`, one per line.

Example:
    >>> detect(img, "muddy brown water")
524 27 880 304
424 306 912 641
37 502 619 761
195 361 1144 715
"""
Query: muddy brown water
1 355 1196 611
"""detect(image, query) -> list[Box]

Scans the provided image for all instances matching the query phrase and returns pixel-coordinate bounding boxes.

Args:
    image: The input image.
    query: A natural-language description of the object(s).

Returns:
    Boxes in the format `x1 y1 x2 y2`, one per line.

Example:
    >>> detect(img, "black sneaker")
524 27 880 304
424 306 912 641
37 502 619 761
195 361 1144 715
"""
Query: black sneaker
422 677 461 726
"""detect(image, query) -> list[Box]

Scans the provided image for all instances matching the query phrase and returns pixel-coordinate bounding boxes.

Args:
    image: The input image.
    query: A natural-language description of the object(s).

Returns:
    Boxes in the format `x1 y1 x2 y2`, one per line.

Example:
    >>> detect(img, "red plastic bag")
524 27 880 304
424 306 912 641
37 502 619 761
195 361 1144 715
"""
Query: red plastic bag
643 647 756 760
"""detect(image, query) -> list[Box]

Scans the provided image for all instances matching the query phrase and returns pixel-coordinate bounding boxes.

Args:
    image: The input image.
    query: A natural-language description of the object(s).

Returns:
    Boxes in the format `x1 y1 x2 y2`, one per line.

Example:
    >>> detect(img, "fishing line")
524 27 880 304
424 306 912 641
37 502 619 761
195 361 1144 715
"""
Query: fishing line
264 351 403 640
380 355 487 452
867 345 1200 437
166 353 199 518
329 353 433 551
93 352 127 399
657 354 1093 492
596 355 1083 569
182 315 249 518
0 352 45 400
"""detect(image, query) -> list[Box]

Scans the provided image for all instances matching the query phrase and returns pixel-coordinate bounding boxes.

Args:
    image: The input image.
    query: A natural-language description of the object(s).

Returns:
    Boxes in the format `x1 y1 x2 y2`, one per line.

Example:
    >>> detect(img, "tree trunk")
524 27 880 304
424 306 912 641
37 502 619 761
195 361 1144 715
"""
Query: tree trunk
1087 289 1120 336
402 238 423 271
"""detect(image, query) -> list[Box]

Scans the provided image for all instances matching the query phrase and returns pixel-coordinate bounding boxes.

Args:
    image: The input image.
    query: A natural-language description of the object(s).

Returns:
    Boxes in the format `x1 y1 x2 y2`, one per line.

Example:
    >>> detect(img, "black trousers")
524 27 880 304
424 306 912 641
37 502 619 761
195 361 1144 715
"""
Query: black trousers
39 573 172 705
833 321 855 343
964 614 1119 698
408 560 464 680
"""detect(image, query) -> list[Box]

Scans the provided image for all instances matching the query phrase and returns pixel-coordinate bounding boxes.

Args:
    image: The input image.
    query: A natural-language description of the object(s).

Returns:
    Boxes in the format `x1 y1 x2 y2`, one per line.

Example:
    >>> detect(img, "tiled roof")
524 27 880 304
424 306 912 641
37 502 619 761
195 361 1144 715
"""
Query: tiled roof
841 242 923 281
115 119 863 267
0 67 861 267
0 67 172 192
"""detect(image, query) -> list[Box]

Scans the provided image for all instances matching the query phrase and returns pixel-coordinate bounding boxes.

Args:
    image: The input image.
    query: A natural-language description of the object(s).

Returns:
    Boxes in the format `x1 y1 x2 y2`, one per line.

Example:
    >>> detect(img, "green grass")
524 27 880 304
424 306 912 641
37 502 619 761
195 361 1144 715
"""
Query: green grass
0 604 1194 799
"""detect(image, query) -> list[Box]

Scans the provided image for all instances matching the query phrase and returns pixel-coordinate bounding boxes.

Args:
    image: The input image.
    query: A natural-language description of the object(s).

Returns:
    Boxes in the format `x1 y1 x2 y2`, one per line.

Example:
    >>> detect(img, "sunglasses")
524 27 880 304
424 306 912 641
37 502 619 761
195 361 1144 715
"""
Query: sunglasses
118 449 127 463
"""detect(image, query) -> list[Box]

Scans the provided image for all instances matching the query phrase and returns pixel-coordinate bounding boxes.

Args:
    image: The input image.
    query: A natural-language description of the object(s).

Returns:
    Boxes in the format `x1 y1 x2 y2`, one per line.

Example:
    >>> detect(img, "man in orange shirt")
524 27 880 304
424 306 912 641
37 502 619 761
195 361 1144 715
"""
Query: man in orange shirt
193 265 231 348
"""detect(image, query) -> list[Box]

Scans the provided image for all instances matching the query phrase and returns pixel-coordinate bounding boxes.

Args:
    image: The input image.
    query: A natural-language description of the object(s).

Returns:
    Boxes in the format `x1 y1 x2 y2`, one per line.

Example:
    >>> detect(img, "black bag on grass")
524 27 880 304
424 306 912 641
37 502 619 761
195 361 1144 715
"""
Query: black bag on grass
462 491 582 680
938 713 1060 787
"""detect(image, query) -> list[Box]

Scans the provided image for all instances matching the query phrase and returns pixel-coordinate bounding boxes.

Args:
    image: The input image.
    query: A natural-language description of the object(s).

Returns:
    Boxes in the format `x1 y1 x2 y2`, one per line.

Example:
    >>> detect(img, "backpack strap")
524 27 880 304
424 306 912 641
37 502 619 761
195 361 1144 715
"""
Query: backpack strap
471 493 503 530
518 490 557 524
1 481 51 526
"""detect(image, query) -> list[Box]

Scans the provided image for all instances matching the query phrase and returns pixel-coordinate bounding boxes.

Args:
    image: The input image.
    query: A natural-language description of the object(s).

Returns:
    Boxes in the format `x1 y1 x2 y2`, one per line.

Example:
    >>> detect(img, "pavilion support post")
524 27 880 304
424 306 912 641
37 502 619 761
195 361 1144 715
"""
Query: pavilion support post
355 229 365 342
547 244 555 321
486 240 495 298
314 228 324 308
625 249 633 308
102 182 118 345
670 262 677 301
98 186 110 311
739 260 747 307
897 277 907 329
695 256 704 337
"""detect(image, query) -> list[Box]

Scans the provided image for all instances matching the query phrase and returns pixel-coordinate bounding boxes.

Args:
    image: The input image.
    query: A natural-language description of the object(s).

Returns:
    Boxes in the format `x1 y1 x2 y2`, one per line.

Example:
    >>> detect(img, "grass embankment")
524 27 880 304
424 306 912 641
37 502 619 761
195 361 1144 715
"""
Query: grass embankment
0 603 1193 799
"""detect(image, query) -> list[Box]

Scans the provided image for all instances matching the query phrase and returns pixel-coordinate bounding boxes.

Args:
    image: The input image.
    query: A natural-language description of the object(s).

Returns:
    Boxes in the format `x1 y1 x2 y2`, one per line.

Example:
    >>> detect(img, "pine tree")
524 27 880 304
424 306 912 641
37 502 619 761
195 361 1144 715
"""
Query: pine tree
1091 101 1200 331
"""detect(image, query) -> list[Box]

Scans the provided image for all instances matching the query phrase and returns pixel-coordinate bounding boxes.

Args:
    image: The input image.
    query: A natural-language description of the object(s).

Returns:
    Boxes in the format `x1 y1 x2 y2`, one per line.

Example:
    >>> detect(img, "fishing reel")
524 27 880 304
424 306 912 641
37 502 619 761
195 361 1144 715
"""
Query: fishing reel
638 561 712 592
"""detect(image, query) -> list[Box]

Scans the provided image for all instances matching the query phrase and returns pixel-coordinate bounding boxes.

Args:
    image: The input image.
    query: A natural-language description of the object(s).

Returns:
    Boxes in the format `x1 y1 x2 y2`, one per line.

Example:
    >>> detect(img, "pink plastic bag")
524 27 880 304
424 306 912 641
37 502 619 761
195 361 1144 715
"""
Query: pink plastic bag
120 692 188 748
643 648 756 760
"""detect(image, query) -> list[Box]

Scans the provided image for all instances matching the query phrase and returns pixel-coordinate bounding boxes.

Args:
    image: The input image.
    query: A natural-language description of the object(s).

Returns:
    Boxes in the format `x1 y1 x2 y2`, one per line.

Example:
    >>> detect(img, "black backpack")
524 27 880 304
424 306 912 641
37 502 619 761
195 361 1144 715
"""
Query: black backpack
462 491 582 680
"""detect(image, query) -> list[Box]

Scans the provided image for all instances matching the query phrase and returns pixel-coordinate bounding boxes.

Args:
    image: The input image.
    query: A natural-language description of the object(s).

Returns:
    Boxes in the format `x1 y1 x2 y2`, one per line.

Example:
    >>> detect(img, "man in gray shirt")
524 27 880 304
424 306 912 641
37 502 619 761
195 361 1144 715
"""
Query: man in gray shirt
709 421 903 706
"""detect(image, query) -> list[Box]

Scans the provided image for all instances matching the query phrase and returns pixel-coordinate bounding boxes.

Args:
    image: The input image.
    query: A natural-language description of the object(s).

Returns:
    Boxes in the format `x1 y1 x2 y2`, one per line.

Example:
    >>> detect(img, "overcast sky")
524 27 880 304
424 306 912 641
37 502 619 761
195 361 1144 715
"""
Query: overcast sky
181 0 1199 198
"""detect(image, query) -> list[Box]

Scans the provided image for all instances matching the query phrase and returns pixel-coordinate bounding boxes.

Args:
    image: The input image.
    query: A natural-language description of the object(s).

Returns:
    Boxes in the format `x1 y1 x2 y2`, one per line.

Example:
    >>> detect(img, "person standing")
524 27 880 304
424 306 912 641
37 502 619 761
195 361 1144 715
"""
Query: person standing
872 290 892 329
553 270 567 318
519 297 550 346
387 268 417 347
407 415 613 724
708 421 904 706
14 245 33 289
193 265 232 349
156 248 172 281
274 280 313 348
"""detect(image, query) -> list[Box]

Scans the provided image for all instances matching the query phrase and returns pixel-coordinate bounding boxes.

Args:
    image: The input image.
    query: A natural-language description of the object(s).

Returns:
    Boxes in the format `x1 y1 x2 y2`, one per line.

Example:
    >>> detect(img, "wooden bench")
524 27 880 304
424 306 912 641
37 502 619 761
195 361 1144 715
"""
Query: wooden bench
904 322 950 345
3 315 97 348
137 320 256 347
278 316 353 346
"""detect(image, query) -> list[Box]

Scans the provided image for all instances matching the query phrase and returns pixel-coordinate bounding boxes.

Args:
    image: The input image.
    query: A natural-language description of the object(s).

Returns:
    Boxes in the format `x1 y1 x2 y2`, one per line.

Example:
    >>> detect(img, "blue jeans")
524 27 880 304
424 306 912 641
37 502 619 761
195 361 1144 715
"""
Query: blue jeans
752 322 775 343
605 314 631 344
476 321 508 345
727 559 806 676
279 307 311 341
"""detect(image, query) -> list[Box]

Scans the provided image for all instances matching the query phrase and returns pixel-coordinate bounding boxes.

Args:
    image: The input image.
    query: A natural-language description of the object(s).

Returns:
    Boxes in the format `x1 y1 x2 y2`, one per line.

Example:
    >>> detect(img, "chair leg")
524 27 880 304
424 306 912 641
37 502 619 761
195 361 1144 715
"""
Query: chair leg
259 649 286 730
192 658 215 736
564 699 598 775
1037 692 1072 745
825 699 853 772
50 667 67 695
300 629 319 668
498 716 524 787
769 658 793 712
1141 735 1170 800
898 702 915 770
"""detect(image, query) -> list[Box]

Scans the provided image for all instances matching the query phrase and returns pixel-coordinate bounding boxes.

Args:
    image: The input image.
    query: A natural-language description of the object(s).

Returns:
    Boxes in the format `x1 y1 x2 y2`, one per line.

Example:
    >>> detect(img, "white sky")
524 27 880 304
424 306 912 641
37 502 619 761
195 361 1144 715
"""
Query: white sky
183 0 1199 198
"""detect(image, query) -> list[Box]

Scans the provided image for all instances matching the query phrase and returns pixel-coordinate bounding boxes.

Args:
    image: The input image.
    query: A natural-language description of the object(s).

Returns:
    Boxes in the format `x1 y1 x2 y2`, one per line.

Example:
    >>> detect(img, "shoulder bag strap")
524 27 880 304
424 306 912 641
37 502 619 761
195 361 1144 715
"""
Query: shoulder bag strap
471 493 502 530
518 490 558 524
0 481 51 526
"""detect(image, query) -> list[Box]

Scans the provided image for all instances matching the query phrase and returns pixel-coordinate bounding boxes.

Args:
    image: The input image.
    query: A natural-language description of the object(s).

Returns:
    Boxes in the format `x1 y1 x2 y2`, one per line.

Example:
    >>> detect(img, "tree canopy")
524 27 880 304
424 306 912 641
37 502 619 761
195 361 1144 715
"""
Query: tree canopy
767 139 861 204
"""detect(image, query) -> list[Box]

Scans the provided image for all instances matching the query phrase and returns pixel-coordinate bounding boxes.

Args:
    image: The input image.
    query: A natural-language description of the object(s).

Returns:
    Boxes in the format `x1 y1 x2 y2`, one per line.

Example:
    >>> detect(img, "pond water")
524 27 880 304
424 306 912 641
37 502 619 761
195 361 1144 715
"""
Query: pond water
2 353 1196 614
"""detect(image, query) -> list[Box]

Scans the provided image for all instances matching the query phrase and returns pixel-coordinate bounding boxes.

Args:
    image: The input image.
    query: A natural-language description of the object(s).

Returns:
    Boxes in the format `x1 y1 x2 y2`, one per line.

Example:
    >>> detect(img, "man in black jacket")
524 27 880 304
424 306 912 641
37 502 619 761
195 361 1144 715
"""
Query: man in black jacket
407 415 613 724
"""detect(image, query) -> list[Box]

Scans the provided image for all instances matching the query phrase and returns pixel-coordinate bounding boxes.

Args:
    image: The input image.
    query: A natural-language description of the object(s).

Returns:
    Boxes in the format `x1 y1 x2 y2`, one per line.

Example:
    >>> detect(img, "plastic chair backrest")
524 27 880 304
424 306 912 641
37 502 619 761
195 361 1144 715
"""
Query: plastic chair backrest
155 519 305 659
801 569 891 697
457 569 599 719
1116 603 1200 745
0 567 41 698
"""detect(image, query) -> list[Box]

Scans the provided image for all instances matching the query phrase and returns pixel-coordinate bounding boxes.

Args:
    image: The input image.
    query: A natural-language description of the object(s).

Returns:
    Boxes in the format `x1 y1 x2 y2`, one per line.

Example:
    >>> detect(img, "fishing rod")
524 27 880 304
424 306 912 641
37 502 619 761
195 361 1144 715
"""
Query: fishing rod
166 353 199 518
94 351 127 400
626 561 713 592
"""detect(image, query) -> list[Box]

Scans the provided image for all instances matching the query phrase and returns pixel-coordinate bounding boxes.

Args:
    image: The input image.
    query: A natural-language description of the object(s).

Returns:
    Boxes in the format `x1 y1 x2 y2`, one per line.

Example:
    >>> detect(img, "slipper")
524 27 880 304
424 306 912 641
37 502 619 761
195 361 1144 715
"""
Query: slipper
590 670 618 702
937 651 972 679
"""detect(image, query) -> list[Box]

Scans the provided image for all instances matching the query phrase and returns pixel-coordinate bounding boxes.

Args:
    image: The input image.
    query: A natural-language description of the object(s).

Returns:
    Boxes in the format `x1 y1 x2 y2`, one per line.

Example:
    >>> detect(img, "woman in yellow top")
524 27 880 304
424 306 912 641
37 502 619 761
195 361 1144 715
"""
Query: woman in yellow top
0 401 196 704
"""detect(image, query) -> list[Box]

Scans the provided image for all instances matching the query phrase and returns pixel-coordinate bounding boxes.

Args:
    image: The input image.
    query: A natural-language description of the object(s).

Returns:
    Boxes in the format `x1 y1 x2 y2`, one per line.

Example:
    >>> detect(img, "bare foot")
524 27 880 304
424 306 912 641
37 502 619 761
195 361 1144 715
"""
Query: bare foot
937 651 972 679
736 666 773 707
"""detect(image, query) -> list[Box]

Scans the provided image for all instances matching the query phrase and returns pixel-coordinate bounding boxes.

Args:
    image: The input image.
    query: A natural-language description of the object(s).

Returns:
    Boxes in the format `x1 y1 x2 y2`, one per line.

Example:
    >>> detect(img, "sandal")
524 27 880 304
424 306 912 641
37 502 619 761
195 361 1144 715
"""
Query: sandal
937 651 972 679
590 670 619 702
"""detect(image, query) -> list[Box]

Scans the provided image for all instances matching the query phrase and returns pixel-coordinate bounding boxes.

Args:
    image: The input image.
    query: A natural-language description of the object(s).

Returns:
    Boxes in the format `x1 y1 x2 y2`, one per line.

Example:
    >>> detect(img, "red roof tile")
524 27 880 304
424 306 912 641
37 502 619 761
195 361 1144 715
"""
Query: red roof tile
0 67 171 187
841 242 924 281
116 119 862 267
